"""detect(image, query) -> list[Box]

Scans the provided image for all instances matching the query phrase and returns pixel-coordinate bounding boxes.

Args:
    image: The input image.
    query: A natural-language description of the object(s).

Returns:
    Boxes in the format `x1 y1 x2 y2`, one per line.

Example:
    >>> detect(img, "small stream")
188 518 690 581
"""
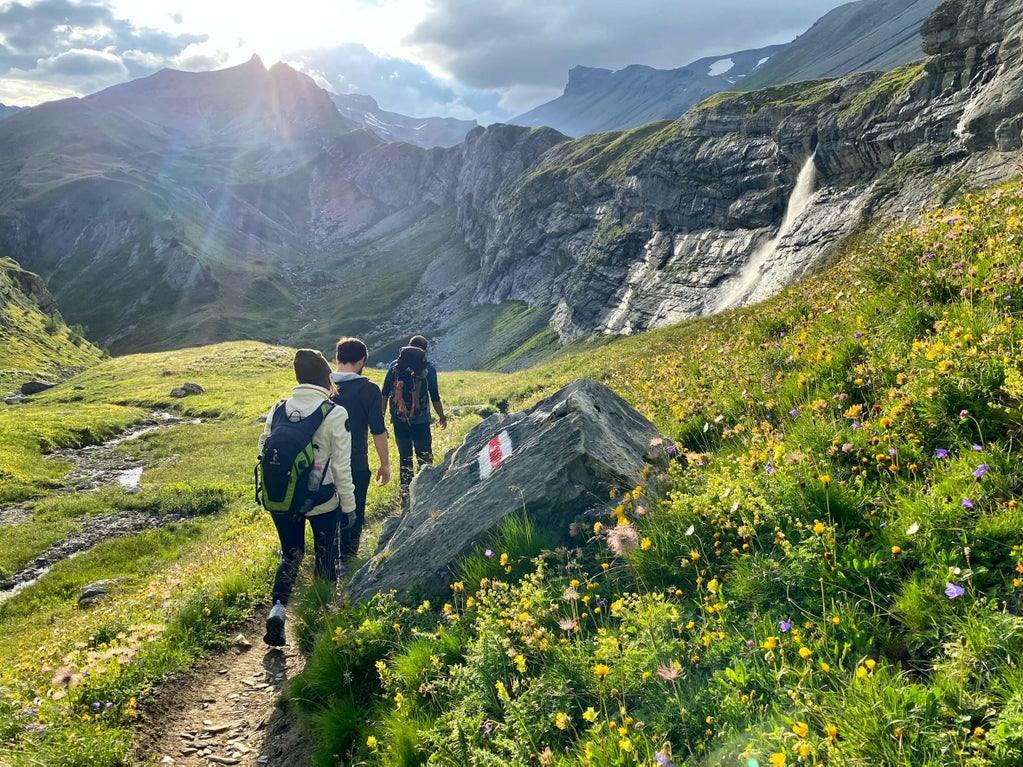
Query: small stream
0 410 202 603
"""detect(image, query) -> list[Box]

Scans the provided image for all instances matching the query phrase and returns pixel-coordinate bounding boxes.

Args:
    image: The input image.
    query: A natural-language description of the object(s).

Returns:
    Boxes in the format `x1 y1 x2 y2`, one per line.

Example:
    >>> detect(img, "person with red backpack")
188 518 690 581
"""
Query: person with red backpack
330 337 391 561
256 349 355 646
381 335 447 507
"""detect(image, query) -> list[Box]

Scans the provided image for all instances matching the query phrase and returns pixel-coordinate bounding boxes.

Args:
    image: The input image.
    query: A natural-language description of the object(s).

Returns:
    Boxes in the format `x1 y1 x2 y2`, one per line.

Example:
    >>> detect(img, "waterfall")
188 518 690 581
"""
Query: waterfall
715 150 818 312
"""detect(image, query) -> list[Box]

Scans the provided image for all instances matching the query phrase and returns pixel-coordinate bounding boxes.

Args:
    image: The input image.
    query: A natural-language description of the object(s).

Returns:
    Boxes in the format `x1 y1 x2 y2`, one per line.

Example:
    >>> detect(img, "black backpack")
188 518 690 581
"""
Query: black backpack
390 345 429 422
255 400 334 514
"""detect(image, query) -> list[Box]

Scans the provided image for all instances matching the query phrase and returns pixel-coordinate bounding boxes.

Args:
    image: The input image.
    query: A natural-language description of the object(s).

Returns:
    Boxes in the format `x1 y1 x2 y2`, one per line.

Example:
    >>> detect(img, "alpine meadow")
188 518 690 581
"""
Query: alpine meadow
3 1 1023 766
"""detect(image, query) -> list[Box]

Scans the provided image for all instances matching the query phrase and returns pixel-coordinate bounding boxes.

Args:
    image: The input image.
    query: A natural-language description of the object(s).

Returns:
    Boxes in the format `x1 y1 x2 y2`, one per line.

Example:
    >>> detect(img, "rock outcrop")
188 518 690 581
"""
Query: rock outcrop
344 379 671 603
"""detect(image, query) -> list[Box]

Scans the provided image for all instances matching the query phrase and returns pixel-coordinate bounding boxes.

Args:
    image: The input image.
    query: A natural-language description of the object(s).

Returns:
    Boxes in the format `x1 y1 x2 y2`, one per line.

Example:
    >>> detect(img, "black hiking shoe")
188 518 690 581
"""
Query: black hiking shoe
263 602 286 647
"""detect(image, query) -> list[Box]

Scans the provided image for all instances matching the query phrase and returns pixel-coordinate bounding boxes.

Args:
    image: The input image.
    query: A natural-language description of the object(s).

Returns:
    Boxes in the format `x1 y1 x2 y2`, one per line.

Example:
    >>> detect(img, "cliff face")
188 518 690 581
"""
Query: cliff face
439 0 1023 344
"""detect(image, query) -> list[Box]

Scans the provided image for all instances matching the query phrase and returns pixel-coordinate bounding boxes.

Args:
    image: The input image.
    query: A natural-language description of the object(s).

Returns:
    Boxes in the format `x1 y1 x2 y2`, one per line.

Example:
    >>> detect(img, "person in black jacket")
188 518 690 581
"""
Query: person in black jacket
330 337 391 560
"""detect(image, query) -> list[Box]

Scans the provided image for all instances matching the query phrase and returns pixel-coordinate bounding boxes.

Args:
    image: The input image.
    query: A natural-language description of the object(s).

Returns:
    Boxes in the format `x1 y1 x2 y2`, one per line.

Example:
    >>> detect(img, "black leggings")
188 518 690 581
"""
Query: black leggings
269 507 341 605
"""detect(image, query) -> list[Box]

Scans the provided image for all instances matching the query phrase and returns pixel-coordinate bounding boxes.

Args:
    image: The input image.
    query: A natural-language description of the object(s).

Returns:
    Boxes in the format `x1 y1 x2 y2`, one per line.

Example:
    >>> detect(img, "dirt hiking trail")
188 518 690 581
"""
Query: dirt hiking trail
138 615 312 767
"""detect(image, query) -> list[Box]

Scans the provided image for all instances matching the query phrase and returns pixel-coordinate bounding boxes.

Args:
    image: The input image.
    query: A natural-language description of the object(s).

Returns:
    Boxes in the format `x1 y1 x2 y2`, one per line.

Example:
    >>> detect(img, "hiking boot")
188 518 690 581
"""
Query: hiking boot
263 601 286 647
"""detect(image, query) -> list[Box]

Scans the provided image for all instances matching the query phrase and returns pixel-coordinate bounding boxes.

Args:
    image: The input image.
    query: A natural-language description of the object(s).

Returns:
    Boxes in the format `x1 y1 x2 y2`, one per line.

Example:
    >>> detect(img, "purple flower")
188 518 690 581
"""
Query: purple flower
789 409 800 417
962 498 974 509
779 620 792 632
889 448 897 456
973 444 984 452
655 749 675 767
853 332 863 339
851 422 862 430
959 409 970 419
973 464 990 479
935 448 949 459
765 465 776 475
945 582 965 599
91 702 101 710
485 549 493 558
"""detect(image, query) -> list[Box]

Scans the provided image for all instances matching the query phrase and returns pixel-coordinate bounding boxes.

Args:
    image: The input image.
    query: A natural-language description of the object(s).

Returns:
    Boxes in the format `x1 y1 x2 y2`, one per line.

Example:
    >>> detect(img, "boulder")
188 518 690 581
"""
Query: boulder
170 382 205 398
345 378 672 604
21 380 55 395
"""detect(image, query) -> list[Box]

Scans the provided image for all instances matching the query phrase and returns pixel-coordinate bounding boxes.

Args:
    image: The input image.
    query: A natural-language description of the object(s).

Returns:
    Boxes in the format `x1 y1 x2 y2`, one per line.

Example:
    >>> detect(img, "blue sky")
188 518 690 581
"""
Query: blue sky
0 0 852 122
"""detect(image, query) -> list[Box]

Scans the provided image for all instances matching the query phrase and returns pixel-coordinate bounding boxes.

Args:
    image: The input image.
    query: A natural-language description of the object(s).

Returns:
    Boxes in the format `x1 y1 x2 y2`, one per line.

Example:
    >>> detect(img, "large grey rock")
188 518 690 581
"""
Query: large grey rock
345 379 671 604
21 380 56 395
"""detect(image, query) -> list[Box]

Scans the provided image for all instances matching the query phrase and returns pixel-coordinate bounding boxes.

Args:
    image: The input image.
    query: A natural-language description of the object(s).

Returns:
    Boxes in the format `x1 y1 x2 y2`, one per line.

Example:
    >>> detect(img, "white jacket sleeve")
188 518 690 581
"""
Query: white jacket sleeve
326 406 356 514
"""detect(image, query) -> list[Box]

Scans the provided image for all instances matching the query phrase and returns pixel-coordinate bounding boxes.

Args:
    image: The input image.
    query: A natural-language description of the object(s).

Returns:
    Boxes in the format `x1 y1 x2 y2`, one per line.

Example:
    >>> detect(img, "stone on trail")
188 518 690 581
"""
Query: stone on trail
345 378 673 604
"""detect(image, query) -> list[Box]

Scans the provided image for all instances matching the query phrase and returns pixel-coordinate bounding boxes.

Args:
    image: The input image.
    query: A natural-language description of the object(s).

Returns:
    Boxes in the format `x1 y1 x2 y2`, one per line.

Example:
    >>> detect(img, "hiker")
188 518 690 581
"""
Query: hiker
257 349 356 646
381 334 447 507
330 337 391 561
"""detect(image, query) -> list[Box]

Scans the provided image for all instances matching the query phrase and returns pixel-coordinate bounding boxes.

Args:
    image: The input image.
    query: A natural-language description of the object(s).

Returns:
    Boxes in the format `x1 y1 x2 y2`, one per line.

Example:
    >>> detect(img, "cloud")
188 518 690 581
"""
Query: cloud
37 48 127 77
406 0 849 109
286 43 504 122
0 0 205 103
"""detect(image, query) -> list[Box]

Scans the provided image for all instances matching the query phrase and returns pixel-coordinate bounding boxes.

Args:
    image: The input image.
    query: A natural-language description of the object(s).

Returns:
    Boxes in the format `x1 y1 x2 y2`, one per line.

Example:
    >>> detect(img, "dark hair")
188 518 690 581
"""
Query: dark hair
408 335 429 351
336 336 369 365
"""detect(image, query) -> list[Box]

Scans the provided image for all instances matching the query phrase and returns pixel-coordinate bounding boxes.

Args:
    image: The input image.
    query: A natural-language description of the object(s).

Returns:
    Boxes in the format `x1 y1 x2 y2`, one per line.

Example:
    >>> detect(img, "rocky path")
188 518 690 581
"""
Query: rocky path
139 617 311 767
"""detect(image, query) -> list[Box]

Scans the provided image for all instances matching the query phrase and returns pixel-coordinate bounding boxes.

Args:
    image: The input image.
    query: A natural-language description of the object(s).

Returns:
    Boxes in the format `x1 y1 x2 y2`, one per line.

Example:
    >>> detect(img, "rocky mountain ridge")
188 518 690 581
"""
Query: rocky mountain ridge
330 92 477 148
511 0 940 137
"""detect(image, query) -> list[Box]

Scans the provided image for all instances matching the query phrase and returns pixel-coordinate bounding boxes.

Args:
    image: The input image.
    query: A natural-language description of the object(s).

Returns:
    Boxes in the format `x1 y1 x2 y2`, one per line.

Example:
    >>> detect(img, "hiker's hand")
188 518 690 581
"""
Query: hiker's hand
439 415 448 430
376 464 391 485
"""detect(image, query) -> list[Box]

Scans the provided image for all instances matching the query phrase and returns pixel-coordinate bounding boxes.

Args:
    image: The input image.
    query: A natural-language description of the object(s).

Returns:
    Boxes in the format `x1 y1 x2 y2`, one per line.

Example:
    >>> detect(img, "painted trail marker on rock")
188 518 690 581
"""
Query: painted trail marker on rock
478 430 513 480
345 378 676 604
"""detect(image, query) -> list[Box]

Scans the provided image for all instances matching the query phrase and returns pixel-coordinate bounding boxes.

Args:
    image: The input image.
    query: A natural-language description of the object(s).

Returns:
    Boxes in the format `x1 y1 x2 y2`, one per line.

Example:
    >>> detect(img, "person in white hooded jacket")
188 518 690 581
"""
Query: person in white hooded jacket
258 348 356 646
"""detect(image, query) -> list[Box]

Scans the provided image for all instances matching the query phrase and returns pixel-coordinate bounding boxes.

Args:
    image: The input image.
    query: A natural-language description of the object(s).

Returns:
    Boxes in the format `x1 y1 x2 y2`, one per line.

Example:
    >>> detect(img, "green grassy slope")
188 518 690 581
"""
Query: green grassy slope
0 257 103 393
283 182 1023 766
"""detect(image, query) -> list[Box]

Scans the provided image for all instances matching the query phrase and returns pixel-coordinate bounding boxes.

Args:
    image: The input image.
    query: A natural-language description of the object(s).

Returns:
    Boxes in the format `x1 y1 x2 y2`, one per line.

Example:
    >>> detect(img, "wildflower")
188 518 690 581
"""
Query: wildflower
485 549 493 558
813 520 826 535
763 636 778 650
789 409 800 417
366 735 378 749
770 753 786 767
819 661 831 673
593 663 610 679
825 724 838 740
945 582 965 599
973 464 990 479
935 448 949 459
960 409 970 419
514 654 526 673
582 707 599 723
555 712 571 730
500 553 509 566
891 545 902 556
765 465 776 475
799 647 812 659
865 659 876 670
606 523 640 555
655 748 675 767
962 498 974 509
856 666 868 679
819 474 831 486
779 620 792 632
973 443 984 451
641 537 652 550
